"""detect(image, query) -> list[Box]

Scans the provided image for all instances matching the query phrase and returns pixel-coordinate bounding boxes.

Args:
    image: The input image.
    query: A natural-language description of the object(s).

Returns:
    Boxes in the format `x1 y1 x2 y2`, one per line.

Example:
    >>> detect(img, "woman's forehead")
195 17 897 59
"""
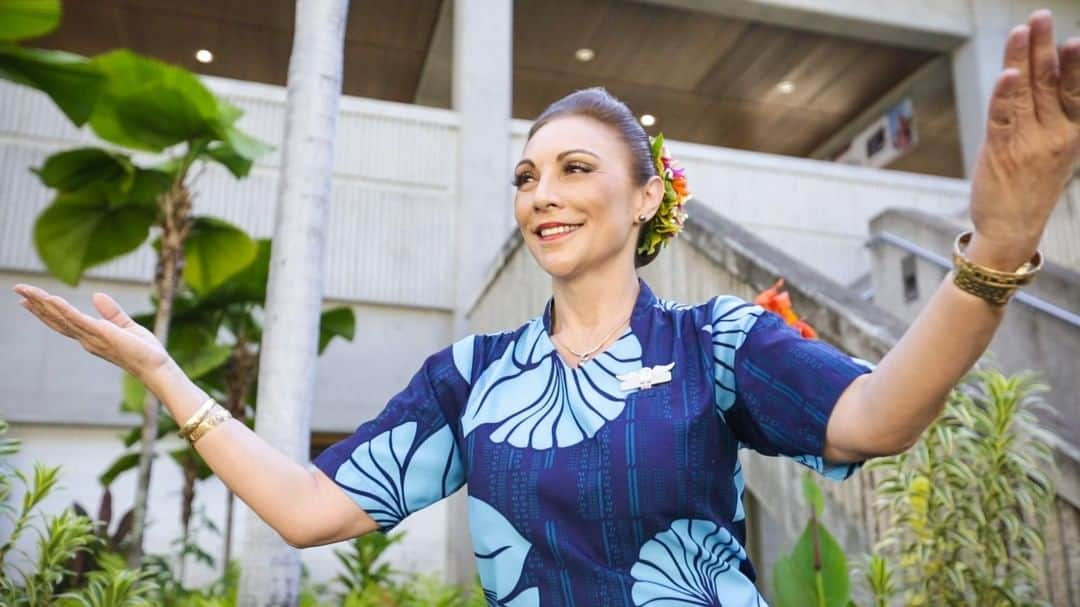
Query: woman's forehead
521 115 625 160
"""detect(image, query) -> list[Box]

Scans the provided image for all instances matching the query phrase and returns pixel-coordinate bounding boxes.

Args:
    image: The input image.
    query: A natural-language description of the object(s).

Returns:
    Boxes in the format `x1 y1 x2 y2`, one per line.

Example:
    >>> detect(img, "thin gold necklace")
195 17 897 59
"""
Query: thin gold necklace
552 314 632 364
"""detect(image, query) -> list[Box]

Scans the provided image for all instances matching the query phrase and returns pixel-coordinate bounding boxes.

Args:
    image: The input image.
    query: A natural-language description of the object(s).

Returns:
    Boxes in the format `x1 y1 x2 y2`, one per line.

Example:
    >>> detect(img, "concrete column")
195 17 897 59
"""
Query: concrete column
452 0 513 333
950 1 1012 177
951 0 1080 176
447 0 513 588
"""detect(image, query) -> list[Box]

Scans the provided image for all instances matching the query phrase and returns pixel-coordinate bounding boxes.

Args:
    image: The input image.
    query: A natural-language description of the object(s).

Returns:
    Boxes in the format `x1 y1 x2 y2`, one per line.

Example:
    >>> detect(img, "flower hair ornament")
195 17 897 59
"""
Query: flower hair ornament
638 133 691 257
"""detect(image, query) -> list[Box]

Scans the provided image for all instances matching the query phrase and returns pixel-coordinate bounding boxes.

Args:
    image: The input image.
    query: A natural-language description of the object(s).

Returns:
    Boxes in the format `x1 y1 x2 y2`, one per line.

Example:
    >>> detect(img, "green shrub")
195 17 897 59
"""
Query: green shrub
867 368 1055 606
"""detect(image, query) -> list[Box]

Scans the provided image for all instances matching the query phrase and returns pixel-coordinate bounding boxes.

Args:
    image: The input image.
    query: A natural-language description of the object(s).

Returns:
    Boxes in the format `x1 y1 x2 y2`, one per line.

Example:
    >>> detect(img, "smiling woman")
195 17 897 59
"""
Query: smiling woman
11 9 1080 607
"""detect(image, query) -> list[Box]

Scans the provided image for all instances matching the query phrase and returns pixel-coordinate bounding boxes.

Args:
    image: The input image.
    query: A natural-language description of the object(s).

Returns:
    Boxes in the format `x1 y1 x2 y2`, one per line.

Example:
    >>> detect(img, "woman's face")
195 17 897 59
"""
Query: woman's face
513 115 660 280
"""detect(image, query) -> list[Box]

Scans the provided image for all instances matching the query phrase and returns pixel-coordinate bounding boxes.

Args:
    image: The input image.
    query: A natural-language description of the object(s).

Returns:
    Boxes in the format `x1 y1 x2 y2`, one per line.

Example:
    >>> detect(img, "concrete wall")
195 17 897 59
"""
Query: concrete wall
866 208 1080 448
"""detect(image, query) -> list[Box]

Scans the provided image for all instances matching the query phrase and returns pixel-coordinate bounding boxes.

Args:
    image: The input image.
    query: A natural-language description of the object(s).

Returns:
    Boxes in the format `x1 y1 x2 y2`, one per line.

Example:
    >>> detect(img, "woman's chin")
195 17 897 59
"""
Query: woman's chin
531 250 583 280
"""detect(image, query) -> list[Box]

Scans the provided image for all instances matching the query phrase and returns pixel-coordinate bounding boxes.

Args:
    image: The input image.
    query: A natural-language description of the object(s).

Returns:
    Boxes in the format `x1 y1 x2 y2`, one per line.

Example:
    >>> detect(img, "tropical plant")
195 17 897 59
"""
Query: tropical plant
772 472 853 607
867 368 1055 606
1 0 273 565
0 418 156 606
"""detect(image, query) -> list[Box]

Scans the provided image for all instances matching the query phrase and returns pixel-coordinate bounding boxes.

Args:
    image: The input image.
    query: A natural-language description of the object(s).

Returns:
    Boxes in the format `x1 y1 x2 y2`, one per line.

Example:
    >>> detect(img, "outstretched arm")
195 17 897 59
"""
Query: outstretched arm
12 285 379 547
824 10 1080 462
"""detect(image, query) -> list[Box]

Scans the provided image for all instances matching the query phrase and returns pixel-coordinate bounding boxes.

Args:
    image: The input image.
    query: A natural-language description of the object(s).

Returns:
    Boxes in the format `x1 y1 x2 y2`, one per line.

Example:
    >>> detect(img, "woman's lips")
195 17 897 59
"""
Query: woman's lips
537 223 582 241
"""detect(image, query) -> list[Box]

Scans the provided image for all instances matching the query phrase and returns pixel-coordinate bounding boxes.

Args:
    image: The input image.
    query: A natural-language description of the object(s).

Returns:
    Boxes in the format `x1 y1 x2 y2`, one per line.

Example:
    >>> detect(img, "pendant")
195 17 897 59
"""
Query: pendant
618 363 675 391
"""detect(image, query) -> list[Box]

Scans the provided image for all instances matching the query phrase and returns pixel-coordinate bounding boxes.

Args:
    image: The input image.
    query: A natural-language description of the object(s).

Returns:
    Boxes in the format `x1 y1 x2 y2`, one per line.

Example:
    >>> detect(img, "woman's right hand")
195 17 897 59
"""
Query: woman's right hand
13 284 172 383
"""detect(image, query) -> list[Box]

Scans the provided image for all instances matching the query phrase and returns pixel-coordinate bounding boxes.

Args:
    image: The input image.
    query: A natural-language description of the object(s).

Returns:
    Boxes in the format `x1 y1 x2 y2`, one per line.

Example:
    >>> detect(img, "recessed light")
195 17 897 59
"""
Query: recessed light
776 80 796 94
575 48 595 62
195 49 214 64
640 114 656 127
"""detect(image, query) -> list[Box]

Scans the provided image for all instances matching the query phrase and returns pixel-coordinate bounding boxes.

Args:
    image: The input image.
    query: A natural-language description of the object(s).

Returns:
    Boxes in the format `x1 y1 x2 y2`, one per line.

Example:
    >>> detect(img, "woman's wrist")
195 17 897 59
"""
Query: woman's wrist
141 358 211 427
964 231 1039 272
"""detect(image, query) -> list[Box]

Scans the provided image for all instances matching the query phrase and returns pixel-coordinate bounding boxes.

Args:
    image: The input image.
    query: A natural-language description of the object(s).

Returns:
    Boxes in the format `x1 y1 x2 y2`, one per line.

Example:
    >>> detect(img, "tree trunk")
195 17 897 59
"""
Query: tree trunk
127 179 193 567
223 489 235 574
236 1 348 604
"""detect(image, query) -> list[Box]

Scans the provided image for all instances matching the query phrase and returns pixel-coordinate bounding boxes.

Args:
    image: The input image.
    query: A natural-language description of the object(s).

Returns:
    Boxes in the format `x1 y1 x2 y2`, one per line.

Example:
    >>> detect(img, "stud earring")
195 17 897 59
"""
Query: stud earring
638 214 648 222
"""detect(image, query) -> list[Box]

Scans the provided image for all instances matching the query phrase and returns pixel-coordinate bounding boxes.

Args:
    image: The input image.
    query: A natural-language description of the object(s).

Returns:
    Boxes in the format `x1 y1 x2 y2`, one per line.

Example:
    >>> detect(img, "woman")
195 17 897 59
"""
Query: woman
13 10 1080 605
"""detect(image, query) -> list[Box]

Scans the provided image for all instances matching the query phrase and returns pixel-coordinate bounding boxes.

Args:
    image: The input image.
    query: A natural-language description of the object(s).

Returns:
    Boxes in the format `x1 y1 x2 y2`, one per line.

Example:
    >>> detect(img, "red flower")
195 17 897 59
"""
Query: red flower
753 279 818 339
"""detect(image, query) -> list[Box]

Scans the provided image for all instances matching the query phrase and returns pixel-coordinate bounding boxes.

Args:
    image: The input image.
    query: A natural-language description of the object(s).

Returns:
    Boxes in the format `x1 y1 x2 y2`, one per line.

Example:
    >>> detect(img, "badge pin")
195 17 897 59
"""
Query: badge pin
618 362 675 391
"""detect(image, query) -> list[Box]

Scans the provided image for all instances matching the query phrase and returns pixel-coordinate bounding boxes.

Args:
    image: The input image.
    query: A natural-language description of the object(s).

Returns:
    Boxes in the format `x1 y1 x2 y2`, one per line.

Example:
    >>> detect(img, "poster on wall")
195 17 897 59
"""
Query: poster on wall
831 98 917 169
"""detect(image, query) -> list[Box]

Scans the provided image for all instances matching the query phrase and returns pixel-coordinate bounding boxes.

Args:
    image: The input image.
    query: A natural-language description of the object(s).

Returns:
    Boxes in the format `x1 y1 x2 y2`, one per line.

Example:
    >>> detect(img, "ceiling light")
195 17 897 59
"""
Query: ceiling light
195 49 214 64
575 48 595 62
640 114 656 127
776 80 796 94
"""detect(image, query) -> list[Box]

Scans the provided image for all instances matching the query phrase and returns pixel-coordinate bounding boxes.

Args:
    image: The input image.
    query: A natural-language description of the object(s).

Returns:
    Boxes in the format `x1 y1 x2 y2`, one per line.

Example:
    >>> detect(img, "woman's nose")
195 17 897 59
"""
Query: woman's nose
532 174 561 211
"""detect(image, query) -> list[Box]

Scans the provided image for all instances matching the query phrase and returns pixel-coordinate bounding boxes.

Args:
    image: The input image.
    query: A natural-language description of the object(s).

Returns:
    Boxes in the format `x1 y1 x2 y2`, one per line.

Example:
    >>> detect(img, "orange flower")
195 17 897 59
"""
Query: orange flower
753 279 817 339
673 177 689 197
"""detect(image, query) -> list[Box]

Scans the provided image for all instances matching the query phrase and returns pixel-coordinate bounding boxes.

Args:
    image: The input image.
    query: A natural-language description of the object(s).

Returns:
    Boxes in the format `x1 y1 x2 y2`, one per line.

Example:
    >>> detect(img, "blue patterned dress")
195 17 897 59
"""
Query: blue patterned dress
314 279 872 606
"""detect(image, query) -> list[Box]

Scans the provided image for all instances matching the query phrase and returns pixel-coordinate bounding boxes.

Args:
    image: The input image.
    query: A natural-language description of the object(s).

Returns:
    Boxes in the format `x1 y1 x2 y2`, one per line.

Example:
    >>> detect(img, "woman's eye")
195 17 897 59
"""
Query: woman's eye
512 172 535 188
565 162 591 174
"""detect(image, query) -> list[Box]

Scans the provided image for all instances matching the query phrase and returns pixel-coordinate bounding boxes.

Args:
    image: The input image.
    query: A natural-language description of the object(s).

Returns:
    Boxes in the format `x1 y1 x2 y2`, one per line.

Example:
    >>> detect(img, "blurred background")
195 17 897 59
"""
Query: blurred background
2 1 1079 605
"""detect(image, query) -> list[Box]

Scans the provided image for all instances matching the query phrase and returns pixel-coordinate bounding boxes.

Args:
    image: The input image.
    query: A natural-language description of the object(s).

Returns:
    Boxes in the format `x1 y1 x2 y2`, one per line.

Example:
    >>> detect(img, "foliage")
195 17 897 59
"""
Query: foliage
0 0 105 125
867 368 1055 606
0 417 154 606
772 472 853 607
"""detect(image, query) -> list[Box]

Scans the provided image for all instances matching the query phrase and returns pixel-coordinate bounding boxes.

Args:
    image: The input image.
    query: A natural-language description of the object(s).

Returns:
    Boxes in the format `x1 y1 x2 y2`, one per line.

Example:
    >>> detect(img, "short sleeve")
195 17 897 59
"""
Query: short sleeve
709 297 873 480
313 338 472 533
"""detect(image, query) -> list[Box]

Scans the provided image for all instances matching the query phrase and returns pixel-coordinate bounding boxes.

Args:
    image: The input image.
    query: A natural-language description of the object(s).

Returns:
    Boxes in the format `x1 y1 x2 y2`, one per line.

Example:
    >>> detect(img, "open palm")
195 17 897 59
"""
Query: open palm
13 284 171 381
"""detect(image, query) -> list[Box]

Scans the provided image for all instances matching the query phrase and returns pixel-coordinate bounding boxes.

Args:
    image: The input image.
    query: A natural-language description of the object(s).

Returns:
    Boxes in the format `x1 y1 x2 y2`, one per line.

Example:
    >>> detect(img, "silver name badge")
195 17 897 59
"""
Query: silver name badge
618 363 675 391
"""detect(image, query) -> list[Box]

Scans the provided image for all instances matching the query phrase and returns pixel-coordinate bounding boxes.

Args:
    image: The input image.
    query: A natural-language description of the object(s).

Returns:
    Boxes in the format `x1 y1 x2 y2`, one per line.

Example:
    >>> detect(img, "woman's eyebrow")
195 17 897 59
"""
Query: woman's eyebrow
557 148 599 161
514 148 600 170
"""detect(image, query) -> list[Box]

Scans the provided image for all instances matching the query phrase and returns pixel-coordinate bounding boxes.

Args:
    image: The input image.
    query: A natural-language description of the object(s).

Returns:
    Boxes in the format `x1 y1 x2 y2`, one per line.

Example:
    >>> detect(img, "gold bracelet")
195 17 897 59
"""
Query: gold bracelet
188 403 233 444
178 398 217 439
951 231 1042 305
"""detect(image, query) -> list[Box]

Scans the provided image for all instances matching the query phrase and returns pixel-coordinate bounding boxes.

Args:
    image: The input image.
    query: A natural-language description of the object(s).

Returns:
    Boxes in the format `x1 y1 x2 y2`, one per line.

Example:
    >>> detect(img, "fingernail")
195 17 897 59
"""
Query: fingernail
1009 25 1028 47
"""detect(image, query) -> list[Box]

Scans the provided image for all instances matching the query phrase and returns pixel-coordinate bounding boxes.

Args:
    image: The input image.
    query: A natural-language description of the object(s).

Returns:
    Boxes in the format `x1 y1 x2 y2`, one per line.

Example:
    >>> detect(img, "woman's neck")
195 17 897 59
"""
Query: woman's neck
549 262 640 341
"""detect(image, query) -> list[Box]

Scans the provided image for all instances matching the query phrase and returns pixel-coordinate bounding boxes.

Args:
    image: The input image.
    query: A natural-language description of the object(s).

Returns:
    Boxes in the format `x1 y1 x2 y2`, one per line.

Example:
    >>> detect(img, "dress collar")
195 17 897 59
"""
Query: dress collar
542 278 657 335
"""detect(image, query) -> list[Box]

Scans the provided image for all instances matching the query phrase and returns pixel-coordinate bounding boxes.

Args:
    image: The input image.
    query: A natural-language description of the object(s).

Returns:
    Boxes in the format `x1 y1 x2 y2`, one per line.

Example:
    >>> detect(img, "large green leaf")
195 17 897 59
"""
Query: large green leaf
183 216 257 296
0 0 60 41
200 238 271 307
319 306 356 354
120 372 146 414
167 320 231 380
99 452 139 487
89 50 223 152
0 44 103 125
35 147 133 192
773 519 851 607
33 185 156 285
203 126 273 178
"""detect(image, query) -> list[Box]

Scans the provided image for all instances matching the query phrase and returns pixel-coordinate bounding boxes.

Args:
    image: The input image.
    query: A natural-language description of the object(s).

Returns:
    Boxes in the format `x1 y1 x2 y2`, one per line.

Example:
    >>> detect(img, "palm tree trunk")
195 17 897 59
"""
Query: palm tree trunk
128 179 193 567
236 0 348 604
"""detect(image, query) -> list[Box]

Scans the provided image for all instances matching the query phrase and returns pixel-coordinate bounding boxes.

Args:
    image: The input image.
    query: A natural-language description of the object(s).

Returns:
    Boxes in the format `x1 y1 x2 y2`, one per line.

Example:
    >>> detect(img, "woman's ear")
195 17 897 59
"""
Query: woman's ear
636 175 665 222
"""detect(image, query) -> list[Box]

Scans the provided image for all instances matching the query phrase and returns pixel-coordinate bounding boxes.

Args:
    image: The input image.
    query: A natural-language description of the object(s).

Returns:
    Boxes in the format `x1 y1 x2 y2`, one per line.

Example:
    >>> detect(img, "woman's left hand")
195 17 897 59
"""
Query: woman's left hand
967 9 1080 270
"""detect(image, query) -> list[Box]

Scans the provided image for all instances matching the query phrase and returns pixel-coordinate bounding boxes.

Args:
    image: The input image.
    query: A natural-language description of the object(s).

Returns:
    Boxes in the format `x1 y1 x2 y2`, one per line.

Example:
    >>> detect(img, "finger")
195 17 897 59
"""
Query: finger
1028 10 1064 124
20 296 78 338
92 292 135 328
987 68 1024 135
45 295 114 343
1002 24 1036 121
1062 37 1080 122
42 295 91 339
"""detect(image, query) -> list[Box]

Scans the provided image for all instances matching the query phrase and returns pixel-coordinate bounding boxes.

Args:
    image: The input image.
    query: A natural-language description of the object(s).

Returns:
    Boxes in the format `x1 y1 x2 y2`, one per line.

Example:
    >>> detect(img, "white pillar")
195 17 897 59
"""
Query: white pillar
950 2 1012 177
951 0 1080 176
447 0 513 588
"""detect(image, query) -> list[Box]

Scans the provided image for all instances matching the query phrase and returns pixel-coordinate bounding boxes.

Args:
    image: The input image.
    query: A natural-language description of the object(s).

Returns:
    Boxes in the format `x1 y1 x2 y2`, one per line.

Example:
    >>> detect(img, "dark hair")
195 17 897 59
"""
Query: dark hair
527 87 662 268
